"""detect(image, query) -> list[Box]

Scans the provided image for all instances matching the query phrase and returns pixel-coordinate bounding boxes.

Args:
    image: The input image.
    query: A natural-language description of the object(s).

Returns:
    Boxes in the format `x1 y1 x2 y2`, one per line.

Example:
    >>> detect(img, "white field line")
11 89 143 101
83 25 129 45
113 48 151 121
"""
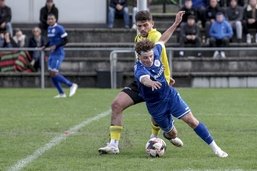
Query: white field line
8 109 111 171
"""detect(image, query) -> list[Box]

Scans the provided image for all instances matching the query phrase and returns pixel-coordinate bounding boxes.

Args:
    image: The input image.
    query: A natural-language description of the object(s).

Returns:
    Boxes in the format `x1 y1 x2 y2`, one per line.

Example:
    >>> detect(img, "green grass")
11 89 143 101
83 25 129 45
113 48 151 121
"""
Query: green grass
0 88 257 171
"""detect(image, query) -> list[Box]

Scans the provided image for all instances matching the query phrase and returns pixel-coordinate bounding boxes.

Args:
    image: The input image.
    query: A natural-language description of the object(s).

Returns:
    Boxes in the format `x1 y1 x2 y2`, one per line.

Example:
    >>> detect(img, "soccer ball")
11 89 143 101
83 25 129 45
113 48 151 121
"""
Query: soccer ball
145 137 166 157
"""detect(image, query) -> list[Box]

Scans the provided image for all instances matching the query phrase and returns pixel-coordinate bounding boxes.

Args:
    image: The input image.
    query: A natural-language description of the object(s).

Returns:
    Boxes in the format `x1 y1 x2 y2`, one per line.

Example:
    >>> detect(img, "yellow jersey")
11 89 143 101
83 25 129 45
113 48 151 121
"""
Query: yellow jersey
134 29 171 83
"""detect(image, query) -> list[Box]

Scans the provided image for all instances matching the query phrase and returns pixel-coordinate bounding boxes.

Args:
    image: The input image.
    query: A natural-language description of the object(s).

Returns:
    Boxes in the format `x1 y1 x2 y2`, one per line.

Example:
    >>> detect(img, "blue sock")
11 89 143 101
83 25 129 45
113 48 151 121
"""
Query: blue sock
194 122 213 145
51 77 64 94
55 74 73 87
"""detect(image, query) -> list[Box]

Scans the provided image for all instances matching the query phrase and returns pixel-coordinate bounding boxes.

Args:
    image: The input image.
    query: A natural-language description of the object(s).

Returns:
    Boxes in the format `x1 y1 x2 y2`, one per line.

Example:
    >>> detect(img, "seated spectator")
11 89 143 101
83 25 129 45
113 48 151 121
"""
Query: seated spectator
39 0 58 36
192 0 208 28
0 0 13 36
0 31 16 48
225 0 243 42
13 28 26 47
242 0 257 44
209 12 233 58
180 0 198 27
179 15 202 57
226 0 245 7
28 27 46 71
204 0 223 41
131 0 151 29
108 0 130 29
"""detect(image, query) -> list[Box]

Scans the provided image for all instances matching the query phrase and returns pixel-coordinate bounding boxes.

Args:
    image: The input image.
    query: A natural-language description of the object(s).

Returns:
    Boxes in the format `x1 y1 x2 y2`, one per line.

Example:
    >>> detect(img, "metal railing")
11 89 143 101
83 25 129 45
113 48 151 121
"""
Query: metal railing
109 47 257 89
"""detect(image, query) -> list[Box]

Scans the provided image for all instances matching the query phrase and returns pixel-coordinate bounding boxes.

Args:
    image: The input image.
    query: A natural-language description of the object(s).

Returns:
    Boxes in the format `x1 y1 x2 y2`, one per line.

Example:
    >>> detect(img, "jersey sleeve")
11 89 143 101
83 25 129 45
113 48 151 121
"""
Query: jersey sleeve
153 42 165 60
134 63 150 83
58 25 68 38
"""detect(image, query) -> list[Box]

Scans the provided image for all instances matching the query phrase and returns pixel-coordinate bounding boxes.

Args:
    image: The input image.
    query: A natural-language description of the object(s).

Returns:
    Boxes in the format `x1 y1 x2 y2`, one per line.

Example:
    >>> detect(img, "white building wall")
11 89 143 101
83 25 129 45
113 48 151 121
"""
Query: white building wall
7 0 107 23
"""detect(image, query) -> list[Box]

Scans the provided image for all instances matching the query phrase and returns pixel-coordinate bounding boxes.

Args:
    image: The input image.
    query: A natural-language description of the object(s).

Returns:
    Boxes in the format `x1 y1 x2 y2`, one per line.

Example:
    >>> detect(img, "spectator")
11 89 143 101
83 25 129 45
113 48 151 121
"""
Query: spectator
204 0 223 42
13 28 26 47
226 0 245 7
225 0 243 42
242 0 257 44
108 0 130 29
39 0 58 36
28 27 46 71
192 0 208 28
0 31 15 47
180 0 198 26
209 12 233 58
179 15 202 57
0 0 13 36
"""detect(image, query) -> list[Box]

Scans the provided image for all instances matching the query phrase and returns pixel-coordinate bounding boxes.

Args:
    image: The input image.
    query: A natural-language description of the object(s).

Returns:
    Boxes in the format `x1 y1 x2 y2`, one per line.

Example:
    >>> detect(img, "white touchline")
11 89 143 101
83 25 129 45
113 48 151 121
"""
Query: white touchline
8 109 111 171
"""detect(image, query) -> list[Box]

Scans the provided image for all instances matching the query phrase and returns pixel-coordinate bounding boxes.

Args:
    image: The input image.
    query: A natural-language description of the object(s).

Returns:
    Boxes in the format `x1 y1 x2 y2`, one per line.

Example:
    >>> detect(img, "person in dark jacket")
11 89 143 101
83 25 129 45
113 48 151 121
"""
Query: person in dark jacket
27 27 46 71
107 0 130 29
39 0 59 36
225 0 243 42
180 0 198 26
242 0 257 43
179 15 202 57
0 0 13 36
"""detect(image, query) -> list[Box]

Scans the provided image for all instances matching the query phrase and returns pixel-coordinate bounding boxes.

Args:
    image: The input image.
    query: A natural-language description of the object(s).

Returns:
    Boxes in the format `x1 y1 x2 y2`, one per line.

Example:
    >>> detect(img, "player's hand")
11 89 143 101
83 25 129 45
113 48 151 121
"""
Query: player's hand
150 81 162 91
169 77 175 86
175 11 185 26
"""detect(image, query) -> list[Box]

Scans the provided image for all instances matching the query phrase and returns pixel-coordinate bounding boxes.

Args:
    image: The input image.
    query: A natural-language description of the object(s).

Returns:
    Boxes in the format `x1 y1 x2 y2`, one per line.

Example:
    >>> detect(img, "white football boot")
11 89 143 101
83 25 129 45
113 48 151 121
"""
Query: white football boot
98 144 120 154
69 83 78 97
54 94 67 98
163 132 183 147
213 148 228 158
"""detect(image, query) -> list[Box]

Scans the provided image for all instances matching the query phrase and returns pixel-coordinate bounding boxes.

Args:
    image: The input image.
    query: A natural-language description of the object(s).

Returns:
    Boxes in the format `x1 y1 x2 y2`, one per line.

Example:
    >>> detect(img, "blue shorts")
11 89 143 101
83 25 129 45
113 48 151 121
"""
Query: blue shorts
48 54 64 72
146 88 191 133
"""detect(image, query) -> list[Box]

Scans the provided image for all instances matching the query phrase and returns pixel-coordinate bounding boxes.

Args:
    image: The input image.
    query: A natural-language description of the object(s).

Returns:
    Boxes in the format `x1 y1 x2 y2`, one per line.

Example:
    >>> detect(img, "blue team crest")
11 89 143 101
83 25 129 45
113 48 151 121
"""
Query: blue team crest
154 60 161 67
51 28 56 33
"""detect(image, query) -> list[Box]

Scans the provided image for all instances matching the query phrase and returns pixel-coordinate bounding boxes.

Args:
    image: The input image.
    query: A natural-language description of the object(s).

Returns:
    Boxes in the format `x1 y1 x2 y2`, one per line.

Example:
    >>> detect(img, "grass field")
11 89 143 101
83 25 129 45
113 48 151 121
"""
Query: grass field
0 88 257 171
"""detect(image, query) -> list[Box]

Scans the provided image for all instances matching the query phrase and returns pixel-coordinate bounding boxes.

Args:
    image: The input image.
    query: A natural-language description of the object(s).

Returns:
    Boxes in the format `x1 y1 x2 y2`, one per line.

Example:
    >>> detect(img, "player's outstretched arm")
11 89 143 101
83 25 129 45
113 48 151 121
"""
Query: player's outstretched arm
159 11 185 44
141 76 162 91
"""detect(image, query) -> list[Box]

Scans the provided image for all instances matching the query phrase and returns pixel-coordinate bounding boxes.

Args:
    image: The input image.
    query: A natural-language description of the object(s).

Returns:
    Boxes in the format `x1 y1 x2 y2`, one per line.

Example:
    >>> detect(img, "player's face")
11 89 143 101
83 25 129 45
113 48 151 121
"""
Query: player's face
139 50 154 67
136 20 154 37
47 16 56 26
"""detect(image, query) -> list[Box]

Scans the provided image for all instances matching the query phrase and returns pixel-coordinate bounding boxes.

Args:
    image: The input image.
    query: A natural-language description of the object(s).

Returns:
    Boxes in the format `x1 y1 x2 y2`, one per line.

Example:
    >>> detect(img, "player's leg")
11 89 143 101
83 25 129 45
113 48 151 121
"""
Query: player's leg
170 88 228 157
149 101 183 147
181 112 228 158
49 55 78 97
150 118 161 138
99 84 140 154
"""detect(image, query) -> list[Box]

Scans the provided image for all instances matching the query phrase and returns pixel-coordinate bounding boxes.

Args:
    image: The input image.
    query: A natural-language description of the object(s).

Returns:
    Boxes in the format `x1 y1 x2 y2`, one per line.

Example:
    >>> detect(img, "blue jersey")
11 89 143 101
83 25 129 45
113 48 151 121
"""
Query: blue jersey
134 42 171 103
47 23 67 56
134 42 190 132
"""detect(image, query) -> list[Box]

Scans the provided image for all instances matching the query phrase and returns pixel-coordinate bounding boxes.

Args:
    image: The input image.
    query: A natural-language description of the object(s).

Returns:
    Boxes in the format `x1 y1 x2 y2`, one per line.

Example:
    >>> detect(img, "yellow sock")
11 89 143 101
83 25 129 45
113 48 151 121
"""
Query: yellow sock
151 122 160 137
110 126 123 141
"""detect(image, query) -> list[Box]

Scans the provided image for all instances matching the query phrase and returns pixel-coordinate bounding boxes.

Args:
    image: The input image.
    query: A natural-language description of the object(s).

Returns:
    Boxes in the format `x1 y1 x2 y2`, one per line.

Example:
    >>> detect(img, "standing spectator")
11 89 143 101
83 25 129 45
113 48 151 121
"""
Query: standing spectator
39 0 59 36
0 0 13 36
180 0 198 26
204 0 223 42
209 12 233 58
108 0 130 29
179 15 202 57
28 27 46 71
243 0 257 44
226 0 245 7
13 28 26 47
225 0 243 42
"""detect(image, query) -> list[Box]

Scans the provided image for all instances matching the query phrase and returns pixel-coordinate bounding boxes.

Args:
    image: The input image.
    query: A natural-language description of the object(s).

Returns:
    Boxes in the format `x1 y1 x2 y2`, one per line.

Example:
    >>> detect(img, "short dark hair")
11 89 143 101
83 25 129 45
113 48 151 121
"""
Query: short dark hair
47 13 56 18
135 39 154 55
135 10 152 22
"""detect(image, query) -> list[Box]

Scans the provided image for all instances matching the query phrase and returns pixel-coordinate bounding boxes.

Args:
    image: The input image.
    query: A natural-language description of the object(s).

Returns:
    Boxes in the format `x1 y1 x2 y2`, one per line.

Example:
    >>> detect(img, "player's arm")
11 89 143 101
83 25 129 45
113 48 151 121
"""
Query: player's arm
159 11 185 44
140 75 162 91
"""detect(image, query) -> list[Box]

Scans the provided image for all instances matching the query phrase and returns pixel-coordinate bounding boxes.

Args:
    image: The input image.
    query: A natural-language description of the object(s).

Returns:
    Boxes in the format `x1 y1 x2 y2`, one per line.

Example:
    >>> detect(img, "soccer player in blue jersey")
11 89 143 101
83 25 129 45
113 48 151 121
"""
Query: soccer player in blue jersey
134 11 228 158
43 14 78 98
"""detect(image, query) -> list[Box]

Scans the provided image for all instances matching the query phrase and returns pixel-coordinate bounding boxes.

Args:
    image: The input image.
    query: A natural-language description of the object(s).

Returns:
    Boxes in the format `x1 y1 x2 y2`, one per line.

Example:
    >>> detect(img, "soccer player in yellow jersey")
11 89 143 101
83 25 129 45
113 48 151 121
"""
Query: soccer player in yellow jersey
99 10 180 154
